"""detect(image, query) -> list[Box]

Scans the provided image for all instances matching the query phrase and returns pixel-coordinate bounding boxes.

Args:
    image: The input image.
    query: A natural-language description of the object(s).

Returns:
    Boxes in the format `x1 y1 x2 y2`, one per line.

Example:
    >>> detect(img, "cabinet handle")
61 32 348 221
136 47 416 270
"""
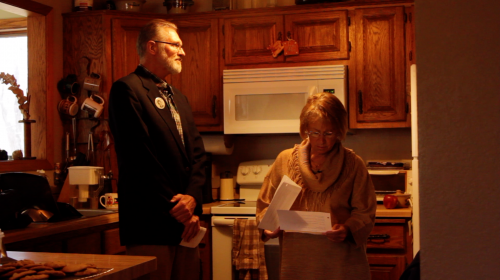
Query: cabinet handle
212 95 217 118
358 90 363 114
368 234 390 244
287 31 292 40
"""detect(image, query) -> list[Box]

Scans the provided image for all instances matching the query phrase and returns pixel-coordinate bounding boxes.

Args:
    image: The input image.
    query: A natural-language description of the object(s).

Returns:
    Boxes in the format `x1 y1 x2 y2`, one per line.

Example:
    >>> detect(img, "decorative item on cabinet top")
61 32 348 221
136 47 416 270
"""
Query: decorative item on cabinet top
115 0 146 12
164 0 195 13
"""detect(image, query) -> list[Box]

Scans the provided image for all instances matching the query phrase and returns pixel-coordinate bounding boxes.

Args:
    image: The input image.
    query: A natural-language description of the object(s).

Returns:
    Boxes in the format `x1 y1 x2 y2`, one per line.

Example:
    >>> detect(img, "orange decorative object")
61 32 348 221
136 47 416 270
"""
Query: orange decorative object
283 39 299 56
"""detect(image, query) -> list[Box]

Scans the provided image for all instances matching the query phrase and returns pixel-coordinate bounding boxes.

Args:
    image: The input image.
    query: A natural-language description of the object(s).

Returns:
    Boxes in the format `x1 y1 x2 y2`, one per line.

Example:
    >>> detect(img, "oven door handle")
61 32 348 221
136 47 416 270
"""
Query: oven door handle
212 217 252 226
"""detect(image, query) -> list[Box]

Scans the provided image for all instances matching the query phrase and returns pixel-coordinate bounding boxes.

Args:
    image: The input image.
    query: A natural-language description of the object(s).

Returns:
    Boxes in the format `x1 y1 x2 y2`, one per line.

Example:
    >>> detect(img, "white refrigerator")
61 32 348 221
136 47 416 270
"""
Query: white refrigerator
411 64 420 256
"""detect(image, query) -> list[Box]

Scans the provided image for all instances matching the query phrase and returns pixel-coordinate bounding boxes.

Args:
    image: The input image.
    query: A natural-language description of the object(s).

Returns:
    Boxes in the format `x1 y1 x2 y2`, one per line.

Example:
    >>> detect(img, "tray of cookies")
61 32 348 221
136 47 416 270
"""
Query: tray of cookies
0 259 113 280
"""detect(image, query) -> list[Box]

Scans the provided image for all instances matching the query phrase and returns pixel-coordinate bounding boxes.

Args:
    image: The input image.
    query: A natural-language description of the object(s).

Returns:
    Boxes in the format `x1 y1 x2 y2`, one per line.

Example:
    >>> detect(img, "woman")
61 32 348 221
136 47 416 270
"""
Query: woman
256 92 376 280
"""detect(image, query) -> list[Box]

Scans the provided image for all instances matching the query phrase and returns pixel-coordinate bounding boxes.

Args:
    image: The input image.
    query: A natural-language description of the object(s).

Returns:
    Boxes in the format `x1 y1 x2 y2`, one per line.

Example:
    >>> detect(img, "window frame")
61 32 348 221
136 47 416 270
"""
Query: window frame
0 0 54 172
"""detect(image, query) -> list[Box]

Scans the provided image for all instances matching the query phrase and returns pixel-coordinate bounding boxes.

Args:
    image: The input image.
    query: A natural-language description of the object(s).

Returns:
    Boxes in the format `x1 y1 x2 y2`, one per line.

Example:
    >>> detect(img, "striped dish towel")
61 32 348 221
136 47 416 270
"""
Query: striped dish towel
232 219 268 280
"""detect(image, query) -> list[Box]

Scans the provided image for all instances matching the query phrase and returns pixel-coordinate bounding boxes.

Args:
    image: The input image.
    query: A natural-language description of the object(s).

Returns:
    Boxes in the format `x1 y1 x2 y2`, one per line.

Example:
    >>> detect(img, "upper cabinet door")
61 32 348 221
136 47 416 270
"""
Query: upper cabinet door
351 6 409 128
170 18 221 130
224 15 285 65
284 10 349 62
111 18 146 82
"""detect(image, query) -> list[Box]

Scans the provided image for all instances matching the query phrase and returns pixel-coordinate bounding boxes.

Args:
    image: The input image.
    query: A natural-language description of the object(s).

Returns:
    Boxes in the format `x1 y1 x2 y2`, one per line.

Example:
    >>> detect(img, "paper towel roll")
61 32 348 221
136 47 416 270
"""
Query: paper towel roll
202 135 234 155
220 178 234 200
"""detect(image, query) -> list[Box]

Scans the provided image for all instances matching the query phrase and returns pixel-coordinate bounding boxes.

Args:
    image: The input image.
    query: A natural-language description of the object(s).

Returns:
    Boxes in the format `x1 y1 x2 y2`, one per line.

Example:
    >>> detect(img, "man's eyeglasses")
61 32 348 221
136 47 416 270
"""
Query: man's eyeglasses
307 131 336 139
154 40 183 52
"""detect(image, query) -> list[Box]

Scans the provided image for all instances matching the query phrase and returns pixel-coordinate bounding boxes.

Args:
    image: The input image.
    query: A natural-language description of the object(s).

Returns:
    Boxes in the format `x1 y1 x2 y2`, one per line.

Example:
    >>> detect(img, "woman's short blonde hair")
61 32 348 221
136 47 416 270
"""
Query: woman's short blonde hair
299 92 348 141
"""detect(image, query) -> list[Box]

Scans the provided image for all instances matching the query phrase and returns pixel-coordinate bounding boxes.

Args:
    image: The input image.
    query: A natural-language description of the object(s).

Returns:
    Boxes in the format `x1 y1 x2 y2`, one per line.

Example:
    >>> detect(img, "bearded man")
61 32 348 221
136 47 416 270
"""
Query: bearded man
108 19 207 280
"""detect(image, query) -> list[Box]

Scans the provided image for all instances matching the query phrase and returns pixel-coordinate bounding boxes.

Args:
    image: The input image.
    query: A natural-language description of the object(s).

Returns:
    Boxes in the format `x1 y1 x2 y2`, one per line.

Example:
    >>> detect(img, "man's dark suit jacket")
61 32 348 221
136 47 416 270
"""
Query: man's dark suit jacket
108 66 206 246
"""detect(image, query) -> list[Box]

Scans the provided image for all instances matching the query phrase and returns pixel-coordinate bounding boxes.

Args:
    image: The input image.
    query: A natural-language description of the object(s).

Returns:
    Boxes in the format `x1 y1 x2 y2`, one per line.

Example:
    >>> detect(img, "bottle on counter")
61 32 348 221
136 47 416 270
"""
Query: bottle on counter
74 0 93 12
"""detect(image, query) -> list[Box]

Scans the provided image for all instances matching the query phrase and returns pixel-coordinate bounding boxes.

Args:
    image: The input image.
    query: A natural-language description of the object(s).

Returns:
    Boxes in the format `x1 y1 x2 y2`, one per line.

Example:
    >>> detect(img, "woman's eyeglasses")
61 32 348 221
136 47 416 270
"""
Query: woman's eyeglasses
153 40 183 52
307 131 336 139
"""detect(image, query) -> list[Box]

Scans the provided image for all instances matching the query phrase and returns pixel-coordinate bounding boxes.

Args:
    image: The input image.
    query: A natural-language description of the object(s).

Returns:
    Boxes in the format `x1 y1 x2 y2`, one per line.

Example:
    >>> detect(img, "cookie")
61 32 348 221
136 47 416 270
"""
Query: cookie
17 275 48 280
36 270 66 278
74 268 98 277
0 267 16 276
22 267 51 272
61 263 89 274
8 270 36 280
2 260 35 268
0 268 27 279
18 265 41 270
41 262 66 270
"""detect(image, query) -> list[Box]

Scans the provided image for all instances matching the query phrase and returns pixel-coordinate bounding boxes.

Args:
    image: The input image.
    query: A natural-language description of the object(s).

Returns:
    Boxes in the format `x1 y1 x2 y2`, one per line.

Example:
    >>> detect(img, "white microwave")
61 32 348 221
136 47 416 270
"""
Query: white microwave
223 65 347 134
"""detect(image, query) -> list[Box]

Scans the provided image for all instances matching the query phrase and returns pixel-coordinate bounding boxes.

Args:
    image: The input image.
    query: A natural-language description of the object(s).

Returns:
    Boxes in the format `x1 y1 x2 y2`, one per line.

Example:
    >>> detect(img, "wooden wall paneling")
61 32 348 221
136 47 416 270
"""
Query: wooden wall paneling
284 10 349 62
62 14 107 149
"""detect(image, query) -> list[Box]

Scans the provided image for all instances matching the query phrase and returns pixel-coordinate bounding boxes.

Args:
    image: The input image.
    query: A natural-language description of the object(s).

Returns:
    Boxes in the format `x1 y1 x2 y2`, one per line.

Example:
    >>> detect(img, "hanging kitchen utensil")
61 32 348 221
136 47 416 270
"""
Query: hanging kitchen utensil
87 133 94 166
71 117 87 166
283 31 299 56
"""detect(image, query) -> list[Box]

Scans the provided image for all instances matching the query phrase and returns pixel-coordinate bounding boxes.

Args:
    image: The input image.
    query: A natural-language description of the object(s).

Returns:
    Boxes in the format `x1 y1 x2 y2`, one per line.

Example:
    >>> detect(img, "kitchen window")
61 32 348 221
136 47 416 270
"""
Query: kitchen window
0 33 27 158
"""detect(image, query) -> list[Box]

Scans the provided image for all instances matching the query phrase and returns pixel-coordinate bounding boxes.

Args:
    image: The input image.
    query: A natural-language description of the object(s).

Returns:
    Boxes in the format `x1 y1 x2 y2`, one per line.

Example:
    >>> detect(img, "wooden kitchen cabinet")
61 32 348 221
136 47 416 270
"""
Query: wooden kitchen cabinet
368 255 407 280
223 10 349 65
349 6 413 128
367 218 413 280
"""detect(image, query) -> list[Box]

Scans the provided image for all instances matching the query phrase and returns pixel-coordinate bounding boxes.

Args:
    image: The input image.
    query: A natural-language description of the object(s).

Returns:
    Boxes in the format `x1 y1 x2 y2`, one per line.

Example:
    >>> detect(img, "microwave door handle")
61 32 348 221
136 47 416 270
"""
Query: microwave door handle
308 85 319 96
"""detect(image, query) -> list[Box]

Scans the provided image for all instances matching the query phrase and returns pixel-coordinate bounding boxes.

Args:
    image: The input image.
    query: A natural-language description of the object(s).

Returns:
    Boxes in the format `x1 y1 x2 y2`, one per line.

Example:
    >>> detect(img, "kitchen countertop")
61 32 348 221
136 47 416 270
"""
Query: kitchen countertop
5 251 156 280
203 201 412 218
4 203 410 245
3 212 119 245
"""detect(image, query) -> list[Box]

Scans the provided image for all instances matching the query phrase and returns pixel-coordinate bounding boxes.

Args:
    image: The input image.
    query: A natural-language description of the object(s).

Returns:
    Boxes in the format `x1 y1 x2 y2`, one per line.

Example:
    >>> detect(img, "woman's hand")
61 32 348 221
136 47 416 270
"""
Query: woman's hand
262 227 281 242
323 224 349 242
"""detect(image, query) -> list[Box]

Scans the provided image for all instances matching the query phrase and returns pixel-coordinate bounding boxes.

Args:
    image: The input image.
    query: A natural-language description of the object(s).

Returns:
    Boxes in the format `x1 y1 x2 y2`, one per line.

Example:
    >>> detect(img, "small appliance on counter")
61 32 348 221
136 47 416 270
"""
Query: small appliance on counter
367 160 413 202
0 173 82 230
68 166 104 209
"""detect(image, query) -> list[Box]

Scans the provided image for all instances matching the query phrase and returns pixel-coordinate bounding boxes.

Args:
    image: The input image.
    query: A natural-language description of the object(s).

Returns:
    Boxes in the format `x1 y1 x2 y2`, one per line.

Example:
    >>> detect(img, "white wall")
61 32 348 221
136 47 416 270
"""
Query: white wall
416 0 500 278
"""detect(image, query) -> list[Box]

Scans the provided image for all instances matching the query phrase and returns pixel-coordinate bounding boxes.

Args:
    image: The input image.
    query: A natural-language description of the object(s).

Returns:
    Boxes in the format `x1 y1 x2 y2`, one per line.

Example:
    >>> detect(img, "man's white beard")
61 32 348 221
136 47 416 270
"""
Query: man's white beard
166 55 182 75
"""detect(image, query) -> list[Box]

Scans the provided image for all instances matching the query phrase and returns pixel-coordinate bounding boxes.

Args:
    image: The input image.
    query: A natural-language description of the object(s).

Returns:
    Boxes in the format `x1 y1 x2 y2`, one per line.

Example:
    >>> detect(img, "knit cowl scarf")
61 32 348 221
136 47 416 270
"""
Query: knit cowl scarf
287 138 349 211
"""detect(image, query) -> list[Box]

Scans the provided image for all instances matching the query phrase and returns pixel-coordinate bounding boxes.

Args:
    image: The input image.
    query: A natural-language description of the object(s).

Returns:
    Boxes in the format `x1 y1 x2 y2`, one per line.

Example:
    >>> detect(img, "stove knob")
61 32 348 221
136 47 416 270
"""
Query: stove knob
252 166 262 174
240 166 250 175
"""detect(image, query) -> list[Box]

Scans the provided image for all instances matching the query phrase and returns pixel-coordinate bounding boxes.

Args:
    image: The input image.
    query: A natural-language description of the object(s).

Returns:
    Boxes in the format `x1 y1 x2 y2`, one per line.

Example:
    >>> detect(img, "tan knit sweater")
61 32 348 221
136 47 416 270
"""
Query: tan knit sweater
256 140 377 280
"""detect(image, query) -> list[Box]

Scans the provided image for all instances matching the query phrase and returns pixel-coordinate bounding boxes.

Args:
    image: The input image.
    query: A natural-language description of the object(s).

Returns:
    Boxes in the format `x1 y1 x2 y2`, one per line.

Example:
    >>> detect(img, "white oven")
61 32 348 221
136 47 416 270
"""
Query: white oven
211 160 277 280
223 65 347 134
